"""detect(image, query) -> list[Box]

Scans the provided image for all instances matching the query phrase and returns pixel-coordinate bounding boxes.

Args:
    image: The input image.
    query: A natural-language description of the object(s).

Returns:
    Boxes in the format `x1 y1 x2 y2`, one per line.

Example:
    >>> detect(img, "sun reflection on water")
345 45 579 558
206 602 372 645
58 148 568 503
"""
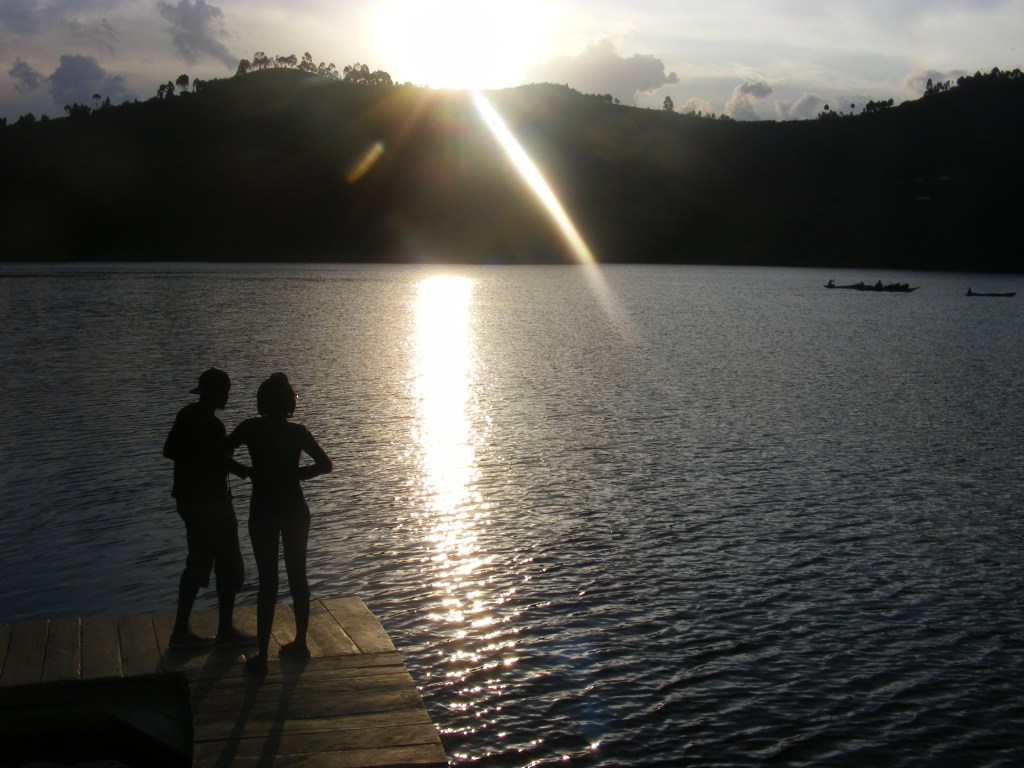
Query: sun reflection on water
409 275 524 753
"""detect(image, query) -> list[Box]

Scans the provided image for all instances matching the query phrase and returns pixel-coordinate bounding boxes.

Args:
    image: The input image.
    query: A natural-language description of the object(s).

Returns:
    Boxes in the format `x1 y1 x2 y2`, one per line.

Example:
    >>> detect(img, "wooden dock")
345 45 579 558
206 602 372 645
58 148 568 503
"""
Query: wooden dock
0 596 448 768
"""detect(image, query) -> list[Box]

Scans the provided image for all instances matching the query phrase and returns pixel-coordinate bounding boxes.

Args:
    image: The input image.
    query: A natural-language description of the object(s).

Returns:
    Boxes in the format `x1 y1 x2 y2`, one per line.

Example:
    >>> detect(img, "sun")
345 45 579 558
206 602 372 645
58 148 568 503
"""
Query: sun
373 0 557 90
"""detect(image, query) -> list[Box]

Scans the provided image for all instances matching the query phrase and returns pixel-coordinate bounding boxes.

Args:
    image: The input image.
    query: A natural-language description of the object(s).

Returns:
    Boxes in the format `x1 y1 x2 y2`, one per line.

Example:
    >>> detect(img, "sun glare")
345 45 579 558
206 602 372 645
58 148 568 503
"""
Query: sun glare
373 0 556 89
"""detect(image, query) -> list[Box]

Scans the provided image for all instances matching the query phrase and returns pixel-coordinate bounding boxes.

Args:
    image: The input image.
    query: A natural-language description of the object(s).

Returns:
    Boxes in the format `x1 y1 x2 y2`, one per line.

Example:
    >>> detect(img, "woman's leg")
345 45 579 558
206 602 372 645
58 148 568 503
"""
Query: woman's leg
280 506 311 649
248 512 280 660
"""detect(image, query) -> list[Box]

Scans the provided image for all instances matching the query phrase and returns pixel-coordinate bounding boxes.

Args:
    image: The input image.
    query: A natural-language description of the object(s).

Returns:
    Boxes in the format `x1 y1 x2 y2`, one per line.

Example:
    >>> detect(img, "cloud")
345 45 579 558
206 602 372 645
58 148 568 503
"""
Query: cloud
9 58 44 92
724 80 773 120
0 0 40 35
903 68 968 96
47 53 131 106
526 39 679 104
676 96 715 116
775 93 826 121
63 16 121 55
157 0 236 69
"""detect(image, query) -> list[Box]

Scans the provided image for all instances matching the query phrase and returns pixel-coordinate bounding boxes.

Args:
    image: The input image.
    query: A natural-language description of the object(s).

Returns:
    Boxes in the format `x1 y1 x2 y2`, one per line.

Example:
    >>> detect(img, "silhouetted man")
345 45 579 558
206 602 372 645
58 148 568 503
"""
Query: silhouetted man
163 368 253 648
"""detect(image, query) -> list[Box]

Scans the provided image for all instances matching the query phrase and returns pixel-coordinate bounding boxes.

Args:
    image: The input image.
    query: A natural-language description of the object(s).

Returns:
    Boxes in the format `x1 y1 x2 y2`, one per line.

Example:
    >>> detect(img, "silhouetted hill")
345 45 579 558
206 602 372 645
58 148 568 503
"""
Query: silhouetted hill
2 68 1022 270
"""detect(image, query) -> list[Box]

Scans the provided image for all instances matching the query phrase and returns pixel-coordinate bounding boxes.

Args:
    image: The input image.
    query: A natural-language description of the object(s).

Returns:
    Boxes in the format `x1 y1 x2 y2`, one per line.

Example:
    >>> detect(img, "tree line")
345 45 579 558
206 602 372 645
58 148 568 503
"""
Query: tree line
0 50 394 128
234 51 393 87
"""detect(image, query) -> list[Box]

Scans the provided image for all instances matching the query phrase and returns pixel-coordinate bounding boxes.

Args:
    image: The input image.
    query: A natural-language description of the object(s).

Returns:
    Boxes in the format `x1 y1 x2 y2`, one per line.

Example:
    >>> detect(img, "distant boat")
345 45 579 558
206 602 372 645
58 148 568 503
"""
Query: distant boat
965 288 1016 297
825 280 919 293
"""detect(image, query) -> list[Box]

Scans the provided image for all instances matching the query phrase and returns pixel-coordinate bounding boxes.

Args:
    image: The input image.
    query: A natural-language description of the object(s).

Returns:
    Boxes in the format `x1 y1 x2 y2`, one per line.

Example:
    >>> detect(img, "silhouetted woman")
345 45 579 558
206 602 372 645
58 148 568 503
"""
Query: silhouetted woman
225 373 332 674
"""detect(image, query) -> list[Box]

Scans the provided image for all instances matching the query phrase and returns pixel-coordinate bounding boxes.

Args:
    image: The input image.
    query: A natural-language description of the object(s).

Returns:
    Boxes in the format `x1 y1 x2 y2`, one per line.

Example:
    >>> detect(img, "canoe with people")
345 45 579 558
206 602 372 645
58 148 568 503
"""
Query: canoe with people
825 279 919 293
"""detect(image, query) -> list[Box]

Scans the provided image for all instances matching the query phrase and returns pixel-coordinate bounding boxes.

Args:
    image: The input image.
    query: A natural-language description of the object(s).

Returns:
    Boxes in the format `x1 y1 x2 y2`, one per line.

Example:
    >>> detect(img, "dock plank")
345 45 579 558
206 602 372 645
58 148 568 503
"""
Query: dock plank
308 601 359 657
193 684 427 732
270 602 301 650
81 615 122 680
118 613 162 677
41 617 81 683
321 598 396 654
0 623 12 681
186 605 221 642
0 620 48 687
195 744 447 768
194 721 442 760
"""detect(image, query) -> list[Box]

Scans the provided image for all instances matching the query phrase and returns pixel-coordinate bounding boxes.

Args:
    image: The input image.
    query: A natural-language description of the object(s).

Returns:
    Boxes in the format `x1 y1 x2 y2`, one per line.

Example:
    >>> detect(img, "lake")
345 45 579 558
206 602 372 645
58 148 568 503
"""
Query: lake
1 263 1022 767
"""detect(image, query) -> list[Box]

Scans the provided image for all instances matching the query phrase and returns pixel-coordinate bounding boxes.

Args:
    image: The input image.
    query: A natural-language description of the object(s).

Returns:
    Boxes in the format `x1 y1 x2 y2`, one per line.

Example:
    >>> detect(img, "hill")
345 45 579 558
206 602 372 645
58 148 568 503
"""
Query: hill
1 68 1022 270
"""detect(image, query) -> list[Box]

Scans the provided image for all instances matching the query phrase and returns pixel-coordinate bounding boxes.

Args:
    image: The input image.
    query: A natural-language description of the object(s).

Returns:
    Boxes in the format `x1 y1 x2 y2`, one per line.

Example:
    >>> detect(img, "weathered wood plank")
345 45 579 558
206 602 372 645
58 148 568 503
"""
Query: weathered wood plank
182 650 405 687
190 671 417 720
41 617 81 682
187 605 220 641
230 605 259 640
194 722 444 760
193 708 433 745
194 706 435 745
308 600 359 657
193 685 427 732
151 611 176 662
0 623 12 682
270 602 302 649
153 611 212 676
118 613 162 677
195 743 447 768
322 597 395 654
0 620 48 687
81 615 122 679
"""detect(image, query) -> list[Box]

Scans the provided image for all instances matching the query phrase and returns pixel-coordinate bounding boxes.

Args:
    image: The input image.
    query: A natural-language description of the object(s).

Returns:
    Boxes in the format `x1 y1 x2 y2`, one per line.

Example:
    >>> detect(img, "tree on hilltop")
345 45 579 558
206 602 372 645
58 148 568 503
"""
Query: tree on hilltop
342 63 393 86
233 51 343 80
864 98 894 114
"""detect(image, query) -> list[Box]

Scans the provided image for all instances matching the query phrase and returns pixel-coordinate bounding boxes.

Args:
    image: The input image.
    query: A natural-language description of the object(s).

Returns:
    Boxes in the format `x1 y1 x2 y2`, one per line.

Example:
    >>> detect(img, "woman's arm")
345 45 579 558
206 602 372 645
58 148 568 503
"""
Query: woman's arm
226 455 251 480
297 427 332 481
221 422 252 479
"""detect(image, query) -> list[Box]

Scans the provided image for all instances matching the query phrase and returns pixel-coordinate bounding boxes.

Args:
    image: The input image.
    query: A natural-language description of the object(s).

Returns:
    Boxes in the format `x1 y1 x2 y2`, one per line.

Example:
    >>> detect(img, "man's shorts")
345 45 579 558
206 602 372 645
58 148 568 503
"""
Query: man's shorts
177 498 244 593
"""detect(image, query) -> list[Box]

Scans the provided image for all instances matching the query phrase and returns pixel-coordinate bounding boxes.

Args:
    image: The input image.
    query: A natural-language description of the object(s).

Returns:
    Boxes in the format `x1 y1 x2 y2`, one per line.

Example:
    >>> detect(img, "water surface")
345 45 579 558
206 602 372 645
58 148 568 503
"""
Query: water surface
1 263 1022 767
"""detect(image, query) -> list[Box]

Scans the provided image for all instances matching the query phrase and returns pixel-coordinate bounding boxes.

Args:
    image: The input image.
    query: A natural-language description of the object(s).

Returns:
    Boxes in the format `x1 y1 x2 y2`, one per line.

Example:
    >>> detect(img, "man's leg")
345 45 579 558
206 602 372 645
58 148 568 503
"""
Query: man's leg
211 499 253 645
171 503 214 646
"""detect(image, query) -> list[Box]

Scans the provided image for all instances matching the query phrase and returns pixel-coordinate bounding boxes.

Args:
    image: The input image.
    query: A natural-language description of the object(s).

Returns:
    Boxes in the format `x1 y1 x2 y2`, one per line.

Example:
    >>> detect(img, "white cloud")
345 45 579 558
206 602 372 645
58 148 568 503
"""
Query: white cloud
526 39 678 104
774 93 826 121
724 80 773 120
676 96 715 116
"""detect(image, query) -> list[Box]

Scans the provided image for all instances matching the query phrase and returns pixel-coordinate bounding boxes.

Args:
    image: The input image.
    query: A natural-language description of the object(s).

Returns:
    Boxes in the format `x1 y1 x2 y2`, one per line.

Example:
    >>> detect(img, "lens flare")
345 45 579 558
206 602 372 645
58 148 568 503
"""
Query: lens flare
346 141 385 183
472 91 632 338
471 91 595 267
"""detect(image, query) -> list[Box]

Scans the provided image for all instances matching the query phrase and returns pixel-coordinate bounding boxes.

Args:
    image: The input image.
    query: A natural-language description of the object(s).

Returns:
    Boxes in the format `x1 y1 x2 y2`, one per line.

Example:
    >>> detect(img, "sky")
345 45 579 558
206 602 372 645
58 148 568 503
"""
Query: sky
1 0 1022 123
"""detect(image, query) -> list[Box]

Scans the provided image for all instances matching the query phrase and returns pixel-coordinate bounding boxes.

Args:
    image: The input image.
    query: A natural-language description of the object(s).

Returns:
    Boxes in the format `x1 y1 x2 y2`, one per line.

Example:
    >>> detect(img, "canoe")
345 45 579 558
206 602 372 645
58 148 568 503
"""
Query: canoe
825 281 919 293
965 289 1015 297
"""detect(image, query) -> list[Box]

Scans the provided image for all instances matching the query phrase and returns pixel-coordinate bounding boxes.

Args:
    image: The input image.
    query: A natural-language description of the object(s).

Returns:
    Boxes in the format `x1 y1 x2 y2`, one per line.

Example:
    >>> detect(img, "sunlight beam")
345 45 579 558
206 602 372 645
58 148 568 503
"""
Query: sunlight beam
471 91 596 267
472 91 633 339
